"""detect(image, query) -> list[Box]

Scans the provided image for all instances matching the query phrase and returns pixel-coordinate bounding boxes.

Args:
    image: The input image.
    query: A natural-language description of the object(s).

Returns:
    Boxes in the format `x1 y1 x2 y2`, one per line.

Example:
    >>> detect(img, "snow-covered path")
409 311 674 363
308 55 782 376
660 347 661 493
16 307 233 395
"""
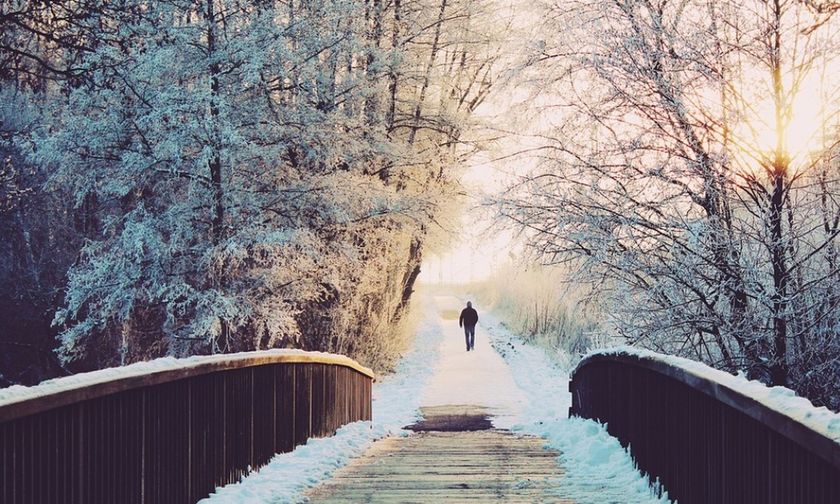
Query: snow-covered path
418 295 527 428
202 292 669 503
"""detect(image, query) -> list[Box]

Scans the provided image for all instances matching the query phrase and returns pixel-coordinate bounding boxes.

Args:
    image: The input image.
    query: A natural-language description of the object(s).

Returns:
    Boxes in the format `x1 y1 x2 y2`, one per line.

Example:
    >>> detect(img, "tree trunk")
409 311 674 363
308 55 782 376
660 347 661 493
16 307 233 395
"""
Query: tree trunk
386 0 401 134
364 0 384 124
394 236 423 321
768 0 789 386
407 0 447 145
206 0 224 245
768 170 788 386
206 0 227 354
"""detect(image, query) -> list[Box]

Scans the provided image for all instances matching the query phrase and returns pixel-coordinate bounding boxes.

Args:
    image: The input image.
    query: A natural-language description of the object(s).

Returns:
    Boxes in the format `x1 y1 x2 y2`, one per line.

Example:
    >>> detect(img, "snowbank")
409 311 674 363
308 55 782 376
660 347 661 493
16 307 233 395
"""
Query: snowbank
577 346 840 445
481 314 670 503
200 297 444 503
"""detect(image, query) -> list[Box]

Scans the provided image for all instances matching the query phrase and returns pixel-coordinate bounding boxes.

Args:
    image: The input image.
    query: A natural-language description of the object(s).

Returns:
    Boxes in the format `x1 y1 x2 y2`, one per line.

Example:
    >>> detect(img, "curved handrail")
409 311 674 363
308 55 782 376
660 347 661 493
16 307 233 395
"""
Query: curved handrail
573 351 840 470
0 349 374 504
0 349 374 422
570 349 840 503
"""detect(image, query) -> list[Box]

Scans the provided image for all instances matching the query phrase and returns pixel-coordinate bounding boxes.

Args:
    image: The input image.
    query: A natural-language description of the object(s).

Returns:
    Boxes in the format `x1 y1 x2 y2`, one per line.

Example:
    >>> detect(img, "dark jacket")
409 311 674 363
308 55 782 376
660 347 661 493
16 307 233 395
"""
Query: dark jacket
459 307 478 327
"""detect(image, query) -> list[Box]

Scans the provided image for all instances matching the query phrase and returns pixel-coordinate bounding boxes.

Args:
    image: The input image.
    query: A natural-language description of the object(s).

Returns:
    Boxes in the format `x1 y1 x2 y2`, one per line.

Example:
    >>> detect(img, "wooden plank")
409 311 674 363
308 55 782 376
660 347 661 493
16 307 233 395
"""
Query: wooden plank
571 354 840 503
306 416 573 503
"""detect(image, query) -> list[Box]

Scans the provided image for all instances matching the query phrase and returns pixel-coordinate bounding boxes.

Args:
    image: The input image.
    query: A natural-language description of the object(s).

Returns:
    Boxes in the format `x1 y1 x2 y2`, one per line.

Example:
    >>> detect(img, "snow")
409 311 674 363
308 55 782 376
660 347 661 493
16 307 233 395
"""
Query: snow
580 345 840 444
9 290 834 502
418 295 527 428
199 295 444 503
0 349 370 407
0 293 674 503
203 295 670 503
479 312 670 503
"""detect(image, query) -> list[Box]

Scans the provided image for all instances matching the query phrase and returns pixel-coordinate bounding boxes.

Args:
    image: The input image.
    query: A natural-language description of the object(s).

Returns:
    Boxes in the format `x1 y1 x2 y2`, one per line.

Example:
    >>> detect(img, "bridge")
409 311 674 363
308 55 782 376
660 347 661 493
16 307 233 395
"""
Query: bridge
2 302 840 503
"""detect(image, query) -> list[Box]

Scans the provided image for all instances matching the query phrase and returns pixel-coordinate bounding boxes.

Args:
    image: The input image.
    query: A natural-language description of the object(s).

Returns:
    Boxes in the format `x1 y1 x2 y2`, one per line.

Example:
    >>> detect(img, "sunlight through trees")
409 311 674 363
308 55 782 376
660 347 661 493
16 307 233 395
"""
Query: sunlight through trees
495 0 840 408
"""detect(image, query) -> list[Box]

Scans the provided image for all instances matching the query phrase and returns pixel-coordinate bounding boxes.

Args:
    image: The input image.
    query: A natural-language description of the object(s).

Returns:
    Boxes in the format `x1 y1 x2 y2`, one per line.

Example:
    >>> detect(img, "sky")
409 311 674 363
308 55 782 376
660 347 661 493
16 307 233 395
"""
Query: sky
418 59 546 285
418 117 525 284
418 160 513 283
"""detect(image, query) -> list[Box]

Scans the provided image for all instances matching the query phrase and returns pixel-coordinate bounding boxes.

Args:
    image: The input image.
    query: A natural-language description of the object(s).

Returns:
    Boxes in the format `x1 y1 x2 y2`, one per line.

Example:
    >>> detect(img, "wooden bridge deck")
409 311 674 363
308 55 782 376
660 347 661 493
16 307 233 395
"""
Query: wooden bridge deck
305 406 573 503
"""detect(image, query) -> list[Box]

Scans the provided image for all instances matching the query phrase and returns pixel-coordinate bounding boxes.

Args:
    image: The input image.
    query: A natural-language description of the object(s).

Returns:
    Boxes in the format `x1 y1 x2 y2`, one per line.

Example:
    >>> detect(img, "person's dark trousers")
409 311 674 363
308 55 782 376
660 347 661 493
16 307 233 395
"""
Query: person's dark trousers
464 325 475 351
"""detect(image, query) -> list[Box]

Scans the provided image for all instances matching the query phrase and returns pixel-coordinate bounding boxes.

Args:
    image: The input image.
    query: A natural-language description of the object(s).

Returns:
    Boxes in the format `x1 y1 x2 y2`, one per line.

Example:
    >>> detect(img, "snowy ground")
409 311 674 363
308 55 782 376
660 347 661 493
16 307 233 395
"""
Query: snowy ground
418 295 527 428
479 310 669 503
200 294 445 503
202 293 669 503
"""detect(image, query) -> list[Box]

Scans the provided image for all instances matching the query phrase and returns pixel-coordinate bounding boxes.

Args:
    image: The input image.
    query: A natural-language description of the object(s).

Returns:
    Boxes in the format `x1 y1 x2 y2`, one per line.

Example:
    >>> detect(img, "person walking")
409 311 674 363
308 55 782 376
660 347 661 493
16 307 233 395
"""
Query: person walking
459 301 479 351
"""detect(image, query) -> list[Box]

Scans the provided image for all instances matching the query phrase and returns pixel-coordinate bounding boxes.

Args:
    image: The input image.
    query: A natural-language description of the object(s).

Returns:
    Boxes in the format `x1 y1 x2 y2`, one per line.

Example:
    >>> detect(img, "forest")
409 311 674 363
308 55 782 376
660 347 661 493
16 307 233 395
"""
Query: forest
3 0 840 413
0 0 497 382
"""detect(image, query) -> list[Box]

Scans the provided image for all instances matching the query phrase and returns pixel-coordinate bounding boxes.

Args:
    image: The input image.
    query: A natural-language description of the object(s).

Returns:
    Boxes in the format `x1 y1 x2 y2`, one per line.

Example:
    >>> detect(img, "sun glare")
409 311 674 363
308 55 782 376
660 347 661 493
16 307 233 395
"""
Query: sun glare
748 92 827 161
732 66 839 174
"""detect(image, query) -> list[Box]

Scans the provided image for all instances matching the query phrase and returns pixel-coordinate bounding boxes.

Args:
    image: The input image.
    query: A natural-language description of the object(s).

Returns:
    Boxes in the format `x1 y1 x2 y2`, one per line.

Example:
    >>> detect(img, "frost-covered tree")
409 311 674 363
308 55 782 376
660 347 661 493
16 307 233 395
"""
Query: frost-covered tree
0 0 500 375
33 0 414 363
497 0 840 407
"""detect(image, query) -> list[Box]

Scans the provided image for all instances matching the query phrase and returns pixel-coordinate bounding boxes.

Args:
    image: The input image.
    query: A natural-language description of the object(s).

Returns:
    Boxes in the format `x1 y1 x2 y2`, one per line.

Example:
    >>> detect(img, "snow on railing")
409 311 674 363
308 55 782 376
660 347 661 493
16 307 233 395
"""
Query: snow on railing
0 349 373 421
0 349 374 504
571 347 840 504
574 346 840 445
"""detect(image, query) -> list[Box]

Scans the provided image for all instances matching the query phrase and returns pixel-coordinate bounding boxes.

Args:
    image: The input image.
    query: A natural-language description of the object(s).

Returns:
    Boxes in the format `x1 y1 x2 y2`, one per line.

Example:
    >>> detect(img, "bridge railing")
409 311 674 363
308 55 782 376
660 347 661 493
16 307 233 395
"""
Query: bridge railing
0 350 373 504
570 349 840 504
